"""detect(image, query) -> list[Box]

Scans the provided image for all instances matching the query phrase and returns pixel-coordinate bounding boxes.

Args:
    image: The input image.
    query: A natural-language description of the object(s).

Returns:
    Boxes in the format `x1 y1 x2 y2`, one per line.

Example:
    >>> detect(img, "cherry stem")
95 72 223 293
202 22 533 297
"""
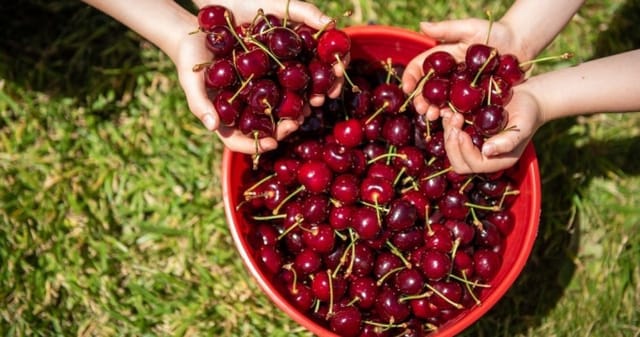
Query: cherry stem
226 10 248 52
334 54 361 93
326 268 335 318
272 185 306 215
386 241 412 269
519 52 573 68
277 214 304 240
484 10 494 45
243 173 277 195
191 61 211 72
472 48 498 86
283 0 291 28
364 101 389 125
464 201 501 212
448 273 491 289
363 320 407 330
366 152 407 165
420 166 453 182
252 213 286 221
248 36 285 69
399 69 433 113
458 175 476 194
393 167 406 187
376 266 406 287
459 271 483 306
229 73 254 103
425 283 463 309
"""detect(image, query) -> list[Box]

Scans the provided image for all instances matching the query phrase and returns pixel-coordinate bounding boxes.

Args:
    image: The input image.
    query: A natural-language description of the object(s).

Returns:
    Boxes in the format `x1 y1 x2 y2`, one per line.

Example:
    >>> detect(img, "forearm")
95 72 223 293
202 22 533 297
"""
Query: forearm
500 0 584 61
82 0 196 62
524 49 640 123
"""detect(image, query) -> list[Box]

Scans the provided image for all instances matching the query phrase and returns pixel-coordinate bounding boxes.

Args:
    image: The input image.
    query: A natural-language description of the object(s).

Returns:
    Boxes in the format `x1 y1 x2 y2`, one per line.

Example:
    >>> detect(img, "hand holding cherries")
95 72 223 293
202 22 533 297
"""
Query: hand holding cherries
194 4 350 161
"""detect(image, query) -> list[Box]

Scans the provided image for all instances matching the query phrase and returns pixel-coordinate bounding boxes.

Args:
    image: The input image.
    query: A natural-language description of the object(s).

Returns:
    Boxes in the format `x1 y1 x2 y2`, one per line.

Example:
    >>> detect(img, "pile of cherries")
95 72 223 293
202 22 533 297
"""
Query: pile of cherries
196 4 350 138
233 48 525 335
206 3 537 336
418 43 528 143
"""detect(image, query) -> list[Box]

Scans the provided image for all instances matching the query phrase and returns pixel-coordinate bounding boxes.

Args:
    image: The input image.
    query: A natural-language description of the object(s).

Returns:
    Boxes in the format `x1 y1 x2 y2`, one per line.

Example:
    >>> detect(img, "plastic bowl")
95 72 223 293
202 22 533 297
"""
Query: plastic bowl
223 25 541 337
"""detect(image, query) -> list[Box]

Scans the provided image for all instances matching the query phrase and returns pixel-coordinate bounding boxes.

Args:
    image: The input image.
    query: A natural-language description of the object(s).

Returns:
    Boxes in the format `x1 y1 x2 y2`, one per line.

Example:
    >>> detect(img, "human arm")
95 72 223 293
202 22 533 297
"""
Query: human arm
402 0 585 119
82 0 341 154
442 49 640 174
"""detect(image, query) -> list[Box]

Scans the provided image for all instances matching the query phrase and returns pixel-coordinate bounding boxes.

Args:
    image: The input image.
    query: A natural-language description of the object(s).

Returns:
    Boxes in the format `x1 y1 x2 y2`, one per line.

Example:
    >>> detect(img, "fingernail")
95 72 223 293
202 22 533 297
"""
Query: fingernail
202 114 216 130
482 143 496 156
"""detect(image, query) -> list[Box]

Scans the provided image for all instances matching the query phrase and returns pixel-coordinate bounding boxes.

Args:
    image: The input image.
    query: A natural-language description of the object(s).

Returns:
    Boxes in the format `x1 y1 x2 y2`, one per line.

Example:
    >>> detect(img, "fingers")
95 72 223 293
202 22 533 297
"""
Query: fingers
179 64 219 131
419 19 484 45
274 0 333 30
217 125 279 154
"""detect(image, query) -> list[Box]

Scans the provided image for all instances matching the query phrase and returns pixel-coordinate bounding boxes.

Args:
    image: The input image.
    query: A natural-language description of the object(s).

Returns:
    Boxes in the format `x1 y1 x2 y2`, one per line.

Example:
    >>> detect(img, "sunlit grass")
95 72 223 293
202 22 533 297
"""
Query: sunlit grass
1 1 638 336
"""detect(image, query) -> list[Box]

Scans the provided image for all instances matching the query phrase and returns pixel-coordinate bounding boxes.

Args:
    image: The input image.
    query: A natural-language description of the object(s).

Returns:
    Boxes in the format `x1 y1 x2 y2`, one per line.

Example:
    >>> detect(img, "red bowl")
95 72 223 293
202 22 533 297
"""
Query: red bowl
223 25 541 337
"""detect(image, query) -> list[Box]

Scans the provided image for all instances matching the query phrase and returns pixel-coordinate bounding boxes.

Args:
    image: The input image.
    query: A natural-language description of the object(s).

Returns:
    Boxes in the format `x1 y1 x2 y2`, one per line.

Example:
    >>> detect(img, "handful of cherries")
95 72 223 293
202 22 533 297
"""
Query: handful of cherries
233 47 526 335
195 4 350 155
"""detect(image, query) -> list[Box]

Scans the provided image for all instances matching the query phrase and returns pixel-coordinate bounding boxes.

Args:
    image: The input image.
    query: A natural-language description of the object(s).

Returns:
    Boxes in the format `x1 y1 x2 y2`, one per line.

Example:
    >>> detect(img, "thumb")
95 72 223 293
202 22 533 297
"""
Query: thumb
481 131 525 157
281 1 333 30
180 69 219 131
420 19 482 44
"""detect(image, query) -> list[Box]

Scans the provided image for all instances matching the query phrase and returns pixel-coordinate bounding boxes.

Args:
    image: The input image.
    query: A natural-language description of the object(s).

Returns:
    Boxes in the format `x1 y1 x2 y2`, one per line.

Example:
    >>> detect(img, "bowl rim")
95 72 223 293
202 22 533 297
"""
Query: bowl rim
222 24 541 337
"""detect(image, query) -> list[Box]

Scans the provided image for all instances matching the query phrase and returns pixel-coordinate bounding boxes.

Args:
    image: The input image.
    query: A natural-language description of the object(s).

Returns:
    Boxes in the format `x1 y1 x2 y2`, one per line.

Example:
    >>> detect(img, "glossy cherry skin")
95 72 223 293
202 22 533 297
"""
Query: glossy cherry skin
268 26 303 60
317 28 351 64
235 49 271 80
334 119 364 148
465 43 499 75
473 104 507 137
422 50 457 77
422 77 450 108
204 25 236 58
275 90 304 120
495 53 526 85
297 160 333 194
277 61 310 92
438 190 470 220
308 58 336 95
449 78 485 114
197 5 229 32
213 89 243 126
204 59 237 89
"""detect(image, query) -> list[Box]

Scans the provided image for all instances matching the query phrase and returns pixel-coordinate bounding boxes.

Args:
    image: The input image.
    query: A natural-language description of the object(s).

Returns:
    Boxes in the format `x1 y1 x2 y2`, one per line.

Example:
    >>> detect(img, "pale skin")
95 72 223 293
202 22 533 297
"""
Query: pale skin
442 49 640 174
82 0 344 154
401 0 640 174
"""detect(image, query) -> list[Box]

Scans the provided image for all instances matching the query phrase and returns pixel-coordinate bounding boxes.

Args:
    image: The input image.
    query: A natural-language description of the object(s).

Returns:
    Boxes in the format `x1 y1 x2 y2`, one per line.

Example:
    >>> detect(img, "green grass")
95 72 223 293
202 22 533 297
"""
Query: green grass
1 1 639 336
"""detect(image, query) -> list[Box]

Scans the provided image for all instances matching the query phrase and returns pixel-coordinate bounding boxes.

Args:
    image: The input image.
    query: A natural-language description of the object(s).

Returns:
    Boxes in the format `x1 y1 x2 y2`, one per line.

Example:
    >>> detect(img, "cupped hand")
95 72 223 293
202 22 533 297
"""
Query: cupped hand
180 0 345 154
441 86 543 174
402 19 521 120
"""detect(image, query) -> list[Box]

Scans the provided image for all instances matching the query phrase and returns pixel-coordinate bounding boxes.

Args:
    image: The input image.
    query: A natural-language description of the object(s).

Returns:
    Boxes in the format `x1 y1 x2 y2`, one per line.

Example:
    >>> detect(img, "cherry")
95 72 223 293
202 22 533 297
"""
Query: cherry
277 61 310 92
349 277 378 309
394 268 425 295
248 78 281 115
351 206 382 240
375 287 411 323
204 59 238 89
422 51 457 77
197 5 229 32
430 281 463 310
495 53 525 86
465 44 499 75
213 88 244 126
473 104 507 137
449 78 485 114
382 114 413 147
323 142 354 173
329 204 354 230
422 77 450 108
473 248 502 281
294 24 319 56
308 58 337 95
286 282 315 312
329 305 362 337
268 26 303 60
297 160 333 193
424 225 454 253
235 48 271 80
238 106 274 138
316 28 351 65
204 25 236 58
251 13 282 43
334 119 364 148
311 271 347 301
257 245 283 275
330 173 360 205
438 190 469 220
385 199 418 232
275 90 304 120
360 175 394 205
485 209 515 236
294 249 323 276
420 249 451 281
393 146 426 177
372 83 405 115
302 194 330 224
481 75 513 106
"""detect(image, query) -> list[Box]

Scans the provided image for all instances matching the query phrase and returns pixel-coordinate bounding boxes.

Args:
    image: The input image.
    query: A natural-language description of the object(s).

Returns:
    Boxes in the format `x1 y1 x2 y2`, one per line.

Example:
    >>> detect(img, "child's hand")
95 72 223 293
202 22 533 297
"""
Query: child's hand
402 19 524 121
182 0 346 153
441 86 543 174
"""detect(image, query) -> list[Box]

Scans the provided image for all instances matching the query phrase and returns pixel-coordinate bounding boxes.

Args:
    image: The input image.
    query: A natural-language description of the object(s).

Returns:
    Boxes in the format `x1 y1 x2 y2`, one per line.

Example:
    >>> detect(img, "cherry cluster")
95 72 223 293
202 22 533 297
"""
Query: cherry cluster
418 44 528 143
196 5 349 141
236 55 522 336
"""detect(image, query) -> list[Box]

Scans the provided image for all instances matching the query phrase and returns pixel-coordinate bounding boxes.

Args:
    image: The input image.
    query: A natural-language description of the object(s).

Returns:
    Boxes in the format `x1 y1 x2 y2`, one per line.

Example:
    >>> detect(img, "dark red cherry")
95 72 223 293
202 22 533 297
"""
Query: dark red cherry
382 114 413 147
323 142 353 173
375 287 411 323
204 25 236 58
251 13 282 43
213 89 243 126
360 175 394 205
449 78 485 114
481 75 513 106
473 248 502 281
329 305 362 337
308 58 336 95
372 83 405 115
349 277 378 309
330 173 360 205
334 119 364 148
197 5 229 32
385 199 418 232
297 160 333 194
473 104 508 137
277 61 310 92
238 107 274 138
437 190 469 220
235 49 271 80
394 268 425 295
495 53 525 85
275 90 304 120
351 206 382 240
422 50 457 77
465 43 499 75
268 26 303 60
204 59 237 89
420 249 451 281
248 78 281 115
422 77 451 108
317 28 351 64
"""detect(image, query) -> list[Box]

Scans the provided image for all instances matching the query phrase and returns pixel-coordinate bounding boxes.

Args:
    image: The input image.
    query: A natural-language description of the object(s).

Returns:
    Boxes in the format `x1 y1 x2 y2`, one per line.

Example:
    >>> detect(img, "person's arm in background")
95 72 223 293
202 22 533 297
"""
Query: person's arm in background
402 0 585 119
82 0 340 154
441 49 640 174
